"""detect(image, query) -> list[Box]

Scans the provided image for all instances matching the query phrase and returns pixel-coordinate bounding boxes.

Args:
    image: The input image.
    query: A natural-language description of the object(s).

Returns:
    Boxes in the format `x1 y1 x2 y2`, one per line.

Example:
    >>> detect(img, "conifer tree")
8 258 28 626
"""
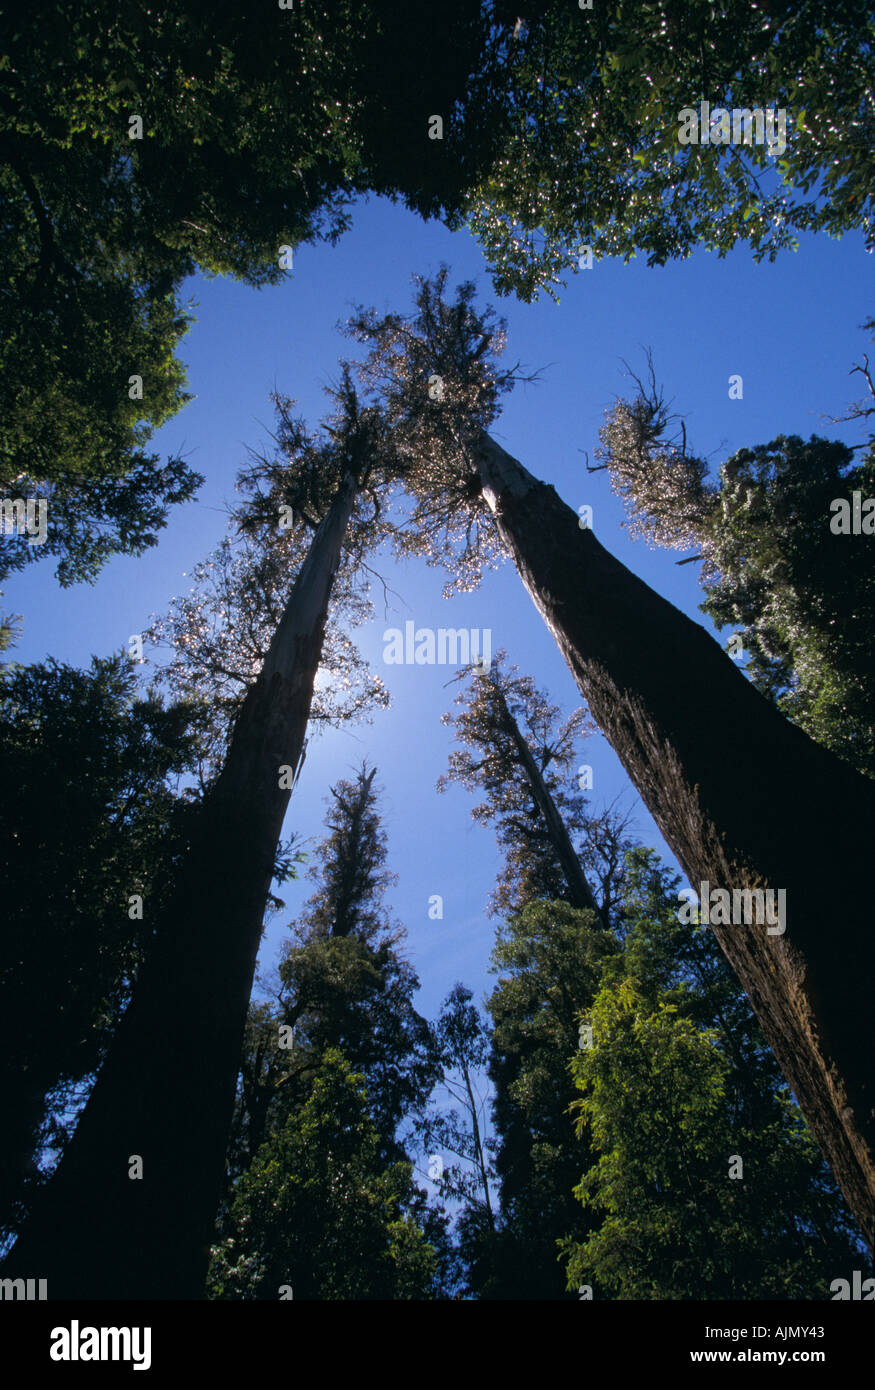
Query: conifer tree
482 900 616 1300
209 767 442 1298
208 1050 440 1301
437 656 624 1296
272 765 438 1157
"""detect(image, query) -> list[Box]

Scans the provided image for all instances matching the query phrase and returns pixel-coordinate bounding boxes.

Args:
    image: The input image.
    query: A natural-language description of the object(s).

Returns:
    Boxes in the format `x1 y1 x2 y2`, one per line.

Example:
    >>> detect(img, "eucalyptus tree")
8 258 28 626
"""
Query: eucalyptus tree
348 268 875 1248
436 656 638 1296
439 650 625 926
2 379 404 1298
415 983 498 1283
145 505 388 785
597 352 875 778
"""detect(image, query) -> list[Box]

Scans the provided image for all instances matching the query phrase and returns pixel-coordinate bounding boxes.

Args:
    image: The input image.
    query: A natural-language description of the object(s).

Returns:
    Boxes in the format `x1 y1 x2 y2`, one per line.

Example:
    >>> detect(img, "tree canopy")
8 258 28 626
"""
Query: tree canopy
6 2 871 582
469 3 875 297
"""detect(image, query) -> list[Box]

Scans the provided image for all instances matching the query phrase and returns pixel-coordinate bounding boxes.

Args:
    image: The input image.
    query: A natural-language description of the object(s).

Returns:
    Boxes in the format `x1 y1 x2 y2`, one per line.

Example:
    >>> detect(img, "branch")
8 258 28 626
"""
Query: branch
578 448 609 474
1 145 83 291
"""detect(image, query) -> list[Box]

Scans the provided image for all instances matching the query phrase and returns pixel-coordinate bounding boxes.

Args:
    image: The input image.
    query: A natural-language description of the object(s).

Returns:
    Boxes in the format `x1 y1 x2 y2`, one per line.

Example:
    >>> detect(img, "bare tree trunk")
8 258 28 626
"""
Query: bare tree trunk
474 429 875 1250
461 1061 495 1231
485 671 605 925
3 468 361 1298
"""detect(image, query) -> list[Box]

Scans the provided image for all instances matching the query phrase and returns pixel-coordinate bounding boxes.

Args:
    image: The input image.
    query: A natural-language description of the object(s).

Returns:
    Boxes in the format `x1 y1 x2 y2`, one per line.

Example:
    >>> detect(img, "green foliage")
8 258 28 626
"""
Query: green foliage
3 2 871 560
208 1050 439 1300
273 769 438 1153
0 654 204 1239
435 655 637 1296
466 2 875 299
477 899 616 1298
562 849 865 1299
210 767 445 1297
700 437 875 777
223 767 438 1178
0 1 490 580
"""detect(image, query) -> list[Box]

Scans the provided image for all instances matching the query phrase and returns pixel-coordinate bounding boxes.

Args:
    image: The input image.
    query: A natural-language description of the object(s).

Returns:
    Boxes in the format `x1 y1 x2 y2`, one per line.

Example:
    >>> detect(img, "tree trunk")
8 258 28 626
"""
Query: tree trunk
486 671 606 925
462 1061 495 1231
474 429 875 1250
3 468 361 1298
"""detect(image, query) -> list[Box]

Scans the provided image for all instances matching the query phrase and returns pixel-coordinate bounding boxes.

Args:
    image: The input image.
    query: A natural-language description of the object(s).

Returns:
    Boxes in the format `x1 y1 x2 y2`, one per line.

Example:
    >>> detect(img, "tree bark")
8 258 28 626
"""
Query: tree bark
3 468 361 1298
474 429 875 1250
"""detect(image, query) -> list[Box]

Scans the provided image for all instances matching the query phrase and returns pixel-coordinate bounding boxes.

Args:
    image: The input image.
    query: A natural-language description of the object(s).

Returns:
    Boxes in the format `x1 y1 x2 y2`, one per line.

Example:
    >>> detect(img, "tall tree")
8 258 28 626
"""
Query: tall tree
349 269 875 1247
272 764 437 1159
439 651 637 928
481 899 616 1300
209 767 441 1298
0 655 203 1243
437 657 628 1296
439 652 604 922
145 510 388 783
563 849 865 1299
2 384 400 1297
208 1049 440 1301
415 983 498 1296
597 349 875 777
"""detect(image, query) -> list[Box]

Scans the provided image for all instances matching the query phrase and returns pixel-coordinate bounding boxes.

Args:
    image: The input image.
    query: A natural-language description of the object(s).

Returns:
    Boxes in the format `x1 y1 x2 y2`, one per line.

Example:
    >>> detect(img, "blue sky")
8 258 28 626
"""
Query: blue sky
7 193 872 1023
